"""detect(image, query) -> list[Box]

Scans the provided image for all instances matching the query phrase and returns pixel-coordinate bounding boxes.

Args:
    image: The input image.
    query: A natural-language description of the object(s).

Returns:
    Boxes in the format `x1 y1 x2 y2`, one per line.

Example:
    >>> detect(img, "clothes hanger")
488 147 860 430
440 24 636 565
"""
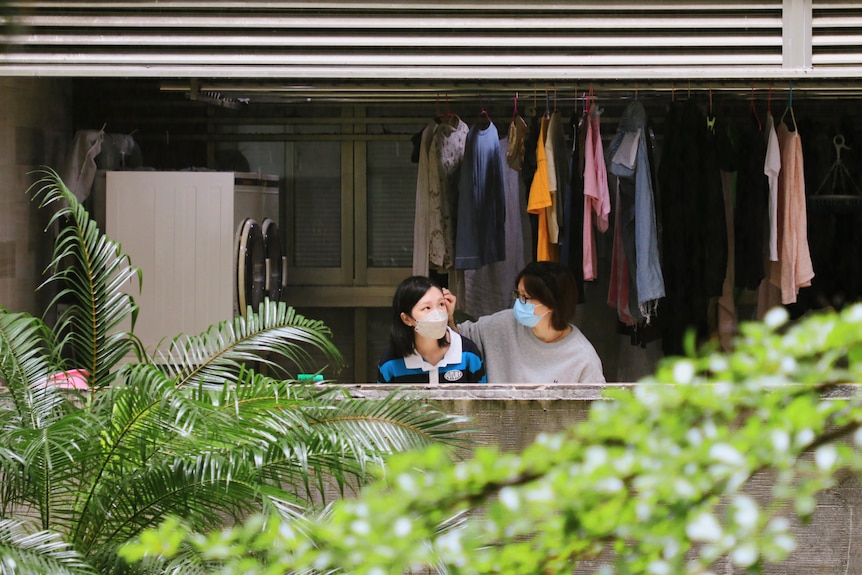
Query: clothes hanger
749 84 762 131
706 86 716 133
587 83 602 118
810 134 862 214
511 91 519 124
477 95 491 128
780 81 797 131
441 93 461 126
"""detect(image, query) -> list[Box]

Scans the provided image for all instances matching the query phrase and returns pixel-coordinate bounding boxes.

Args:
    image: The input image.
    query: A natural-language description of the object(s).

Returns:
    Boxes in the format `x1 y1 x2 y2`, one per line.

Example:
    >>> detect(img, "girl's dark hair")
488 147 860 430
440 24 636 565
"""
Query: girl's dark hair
389 276 447 358
515 261 578 331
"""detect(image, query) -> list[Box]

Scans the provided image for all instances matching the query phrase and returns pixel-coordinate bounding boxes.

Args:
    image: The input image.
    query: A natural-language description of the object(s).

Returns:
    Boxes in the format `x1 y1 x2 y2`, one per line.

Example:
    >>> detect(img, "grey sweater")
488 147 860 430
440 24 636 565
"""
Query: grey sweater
457 309 605 383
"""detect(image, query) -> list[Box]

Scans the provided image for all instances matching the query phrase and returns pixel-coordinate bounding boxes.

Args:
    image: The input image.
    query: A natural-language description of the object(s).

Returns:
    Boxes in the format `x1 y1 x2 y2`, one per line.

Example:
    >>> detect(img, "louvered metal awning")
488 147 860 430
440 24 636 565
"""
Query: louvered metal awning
3 0 862 102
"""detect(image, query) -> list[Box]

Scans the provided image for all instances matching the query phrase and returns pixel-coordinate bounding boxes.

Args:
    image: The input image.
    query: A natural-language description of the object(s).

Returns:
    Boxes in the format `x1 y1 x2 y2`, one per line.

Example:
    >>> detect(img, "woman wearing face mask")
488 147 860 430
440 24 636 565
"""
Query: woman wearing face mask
445 261 605 383
377 276 487 384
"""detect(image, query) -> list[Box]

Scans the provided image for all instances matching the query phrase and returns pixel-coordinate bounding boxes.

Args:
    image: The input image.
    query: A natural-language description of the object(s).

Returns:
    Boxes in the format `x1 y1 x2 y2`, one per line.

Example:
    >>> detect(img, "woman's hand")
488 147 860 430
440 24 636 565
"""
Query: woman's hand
442 288 458 329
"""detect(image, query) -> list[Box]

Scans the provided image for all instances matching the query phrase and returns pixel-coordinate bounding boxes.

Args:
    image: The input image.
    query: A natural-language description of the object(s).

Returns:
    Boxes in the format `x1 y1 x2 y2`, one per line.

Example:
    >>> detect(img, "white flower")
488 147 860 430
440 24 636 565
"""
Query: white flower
686 427 703 446
846 303 862 322
584 445 608 472
394 517 412 537
731 541 759 567
436 530 463 556
673 360 696 384
796 428 815 447
525 483 554 503
647 560 671 574
686 512 723 542
771 429 790 453
780 356 797 374
709 356 729 373
350 520 370 536
453 462 469 481
597 477 624 493
673 478 696 498
764 307 789 329
499 486 520 511
709 443 745 467
774 533 797 553
815 444 838 471
732 495 759 530
397 473 417 493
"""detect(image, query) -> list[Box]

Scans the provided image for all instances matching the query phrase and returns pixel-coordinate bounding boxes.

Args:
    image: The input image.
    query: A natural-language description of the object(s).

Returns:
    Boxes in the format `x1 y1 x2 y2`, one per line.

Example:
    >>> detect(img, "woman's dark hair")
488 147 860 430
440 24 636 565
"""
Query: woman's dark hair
515 261 578 331
389 275 447 358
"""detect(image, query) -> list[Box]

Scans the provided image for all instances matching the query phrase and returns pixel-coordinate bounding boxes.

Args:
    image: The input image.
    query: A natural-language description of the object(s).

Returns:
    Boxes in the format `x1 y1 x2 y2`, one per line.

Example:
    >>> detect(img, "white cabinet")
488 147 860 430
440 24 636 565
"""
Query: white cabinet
101 171 235 356
98 170 281 358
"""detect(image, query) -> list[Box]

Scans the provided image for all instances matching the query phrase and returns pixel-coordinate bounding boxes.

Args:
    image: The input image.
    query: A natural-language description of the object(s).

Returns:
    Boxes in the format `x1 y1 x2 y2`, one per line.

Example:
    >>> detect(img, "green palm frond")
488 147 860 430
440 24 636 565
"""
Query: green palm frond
157 299 344 388
0 519 95 575
1 403 104 532
305 387 471 452
66 366 285 557
265 388 470 499
28 167 143 388
204 382 469 501
4 166 472 575
0 310 99 525
0 309 58 422
132 545 216 575
66 366 468 557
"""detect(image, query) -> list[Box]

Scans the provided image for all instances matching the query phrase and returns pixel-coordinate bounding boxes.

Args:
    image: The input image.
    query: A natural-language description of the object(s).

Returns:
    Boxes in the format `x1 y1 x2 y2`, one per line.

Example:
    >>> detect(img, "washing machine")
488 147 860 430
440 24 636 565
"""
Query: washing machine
233 172 284 317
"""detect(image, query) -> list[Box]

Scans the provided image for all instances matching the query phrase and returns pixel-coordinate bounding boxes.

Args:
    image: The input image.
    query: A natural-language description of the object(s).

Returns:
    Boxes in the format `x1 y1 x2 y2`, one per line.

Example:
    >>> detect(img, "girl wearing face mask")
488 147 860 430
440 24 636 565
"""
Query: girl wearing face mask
377 276 486 384
445 261 605 383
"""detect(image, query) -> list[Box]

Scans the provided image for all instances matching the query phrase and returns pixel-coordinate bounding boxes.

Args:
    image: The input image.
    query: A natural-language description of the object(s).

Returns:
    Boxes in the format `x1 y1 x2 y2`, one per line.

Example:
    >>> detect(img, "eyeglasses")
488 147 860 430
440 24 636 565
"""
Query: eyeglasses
512 290 535 305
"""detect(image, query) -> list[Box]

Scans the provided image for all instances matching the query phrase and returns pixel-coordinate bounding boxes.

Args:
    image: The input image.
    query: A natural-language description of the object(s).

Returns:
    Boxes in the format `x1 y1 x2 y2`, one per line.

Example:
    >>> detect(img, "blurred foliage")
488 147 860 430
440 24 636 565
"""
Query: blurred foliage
124 304 862 573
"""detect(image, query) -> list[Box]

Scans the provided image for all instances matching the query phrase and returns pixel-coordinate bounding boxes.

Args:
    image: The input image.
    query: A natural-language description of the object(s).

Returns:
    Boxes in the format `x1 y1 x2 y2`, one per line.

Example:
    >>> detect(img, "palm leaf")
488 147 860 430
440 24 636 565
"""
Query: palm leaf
0 519 95 575
66 366 469 562
65 366 285 559
156 299 345 388
28 167 144 388
5 166 472 575
0 310 98 526
257 387 471 500
0 310 57 422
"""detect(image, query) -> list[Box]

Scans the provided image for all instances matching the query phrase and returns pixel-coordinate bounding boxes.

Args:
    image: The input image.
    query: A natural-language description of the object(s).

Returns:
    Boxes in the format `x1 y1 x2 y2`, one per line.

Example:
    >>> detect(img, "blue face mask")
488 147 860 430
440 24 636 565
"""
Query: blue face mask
513 299 547 328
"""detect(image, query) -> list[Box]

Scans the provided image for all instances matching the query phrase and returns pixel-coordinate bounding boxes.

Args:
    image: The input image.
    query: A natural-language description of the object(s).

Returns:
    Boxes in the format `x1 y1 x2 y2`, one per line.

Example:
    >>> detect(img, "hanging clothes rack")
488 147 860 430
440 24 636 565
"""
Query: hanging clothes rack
810 134 862 213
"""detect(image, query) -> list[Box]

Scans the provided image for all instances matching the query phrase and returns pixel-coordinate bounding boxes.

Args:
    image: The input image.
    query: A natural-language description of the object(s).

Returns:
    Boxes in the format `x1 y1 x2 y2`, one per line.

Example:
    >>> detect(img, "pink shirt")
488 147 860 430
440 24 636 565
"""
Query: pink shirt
582 103 611 281
776 121 814 304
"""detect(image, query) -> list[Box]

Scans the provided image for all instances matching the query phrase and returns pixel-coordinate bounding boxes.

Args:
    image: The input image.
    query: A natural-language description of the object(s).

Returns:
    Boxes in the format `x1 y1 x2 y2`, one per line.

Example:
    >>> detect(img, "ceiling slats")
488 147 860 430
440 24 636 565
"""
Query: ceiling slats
0 1 784 78
813 2 862 67
1 0 862 100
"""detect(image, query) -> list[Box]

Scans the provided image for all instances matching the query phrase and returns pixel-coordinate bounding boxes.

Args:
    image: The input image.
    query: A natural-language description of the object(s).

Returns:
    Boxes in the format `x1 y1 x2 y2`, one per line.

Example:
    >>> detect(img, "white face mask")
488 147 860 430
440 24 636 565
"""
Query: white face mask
413 309 449 340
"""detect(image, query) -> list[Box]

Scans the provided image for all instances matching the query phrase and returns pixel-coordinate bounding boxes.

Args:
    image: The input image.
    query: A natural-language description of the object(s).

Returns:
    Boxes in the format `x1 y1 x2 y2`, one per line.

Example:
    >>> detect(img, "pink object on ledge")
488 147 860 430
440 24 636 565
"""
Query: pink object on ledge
42 369 90 390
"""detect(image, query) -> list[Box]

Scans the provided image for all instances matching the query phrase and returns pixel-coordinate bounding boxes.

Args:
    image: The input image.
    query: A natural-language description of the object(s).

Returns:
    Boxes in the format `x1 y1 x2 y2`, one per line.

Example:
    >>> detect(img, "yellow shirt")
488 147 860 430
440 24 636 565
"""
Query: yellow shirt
528 115 558 262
